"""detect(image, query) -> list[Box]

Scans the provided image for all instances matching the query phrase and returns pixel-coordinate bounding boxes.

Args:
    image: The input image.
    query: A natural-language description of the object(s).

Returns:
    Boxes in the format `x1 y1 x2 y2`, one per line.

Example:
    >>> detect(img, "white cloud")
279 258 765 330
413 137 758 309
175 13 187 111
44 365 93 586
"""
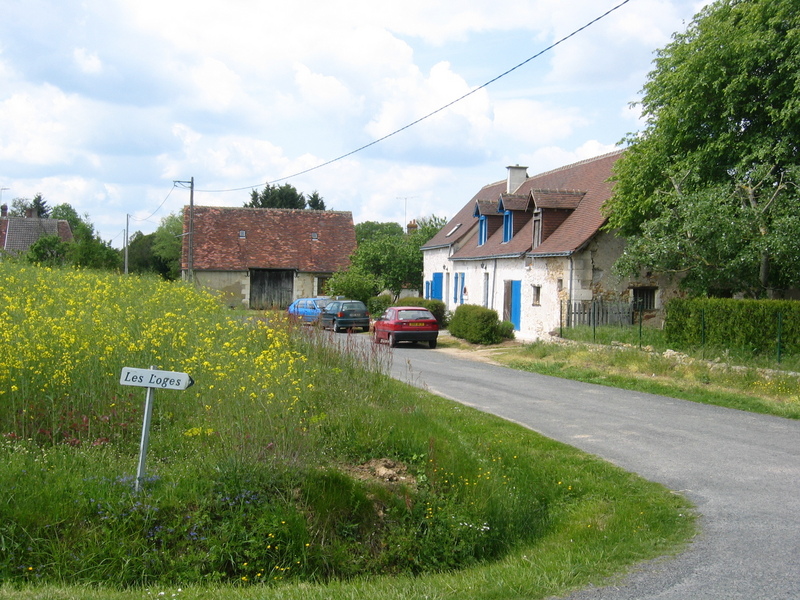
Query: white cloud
186 58 243 113
73 48 103 74
293 64 363 115
0 0 708 244
493 99 588 145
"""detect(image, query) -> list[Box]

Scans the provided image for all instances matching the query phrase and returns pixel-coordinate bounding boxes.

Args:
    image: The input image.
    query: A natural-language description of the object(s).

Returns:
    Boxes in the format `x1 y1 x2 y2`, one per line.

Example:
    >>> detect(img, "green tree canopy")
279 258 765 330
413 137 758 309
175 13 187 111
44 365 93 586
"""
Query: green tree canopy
246 183 308 209
340 216 448 299
26 235 69 267
605 0 800 297
9 194 50 218
354 221 404 245
151 213 183 280
306 191 327 211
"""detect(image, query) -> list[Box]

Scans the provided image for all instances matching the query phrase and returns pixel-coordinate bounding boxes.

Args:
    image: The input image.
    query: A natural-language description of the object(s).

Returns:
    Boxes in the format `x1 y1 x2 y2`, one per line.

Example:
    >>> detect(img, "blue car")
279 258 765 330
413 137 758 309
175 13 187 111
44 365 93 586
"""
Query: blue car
287 297 331 324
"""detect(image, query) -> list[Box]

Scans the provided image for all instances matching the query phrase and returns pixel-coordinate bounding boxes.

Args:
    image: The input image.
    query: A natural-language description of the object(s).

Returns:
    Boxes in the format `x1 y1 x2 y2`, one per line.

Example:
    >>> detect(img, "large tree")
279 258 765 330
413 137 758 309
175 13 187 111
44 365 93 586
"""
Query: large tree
340 215 448 299
604 0 800 297
246 183 309 209
9 193 50 218
151 213 183 280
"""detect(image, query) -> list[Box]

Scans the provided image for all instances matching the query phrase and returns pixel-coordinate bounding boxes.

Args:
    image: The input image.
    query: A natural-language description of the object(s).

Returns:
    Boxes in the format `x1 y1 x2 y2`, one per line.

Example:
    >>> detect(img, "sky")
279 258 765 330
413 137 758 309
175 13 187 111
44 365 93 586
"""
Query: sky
0 0 712 248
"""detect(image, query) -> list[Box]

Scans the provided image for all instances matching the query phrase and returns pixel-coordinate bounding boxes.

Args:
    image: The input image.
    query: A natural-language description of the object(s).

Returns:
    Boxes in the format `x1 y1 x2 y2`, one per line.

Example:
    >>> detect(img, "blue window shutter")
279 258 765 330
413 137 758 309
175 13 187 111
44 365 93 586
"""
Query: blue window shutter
510 280 521 330
503 210 513 243
431 273 443 300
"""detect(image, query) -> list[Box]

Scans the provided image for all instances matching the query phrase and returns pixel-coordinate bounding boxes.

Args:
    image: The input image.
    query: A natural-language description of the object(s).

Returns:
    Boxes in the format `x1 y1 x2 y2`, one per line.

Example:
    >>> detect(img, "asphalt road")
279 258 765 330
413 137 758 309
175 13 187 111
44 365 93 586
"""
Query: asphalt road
369 339 800 599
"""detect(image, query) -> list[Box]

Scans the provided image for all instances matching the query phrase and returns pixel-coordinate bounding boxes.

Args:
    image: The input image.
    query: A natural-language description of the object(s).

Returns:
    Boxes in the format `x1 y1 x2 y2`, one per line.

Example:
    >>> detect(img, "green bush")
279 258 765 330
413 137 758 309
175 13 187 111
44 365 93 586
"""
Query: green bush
448 304 505 345
367 294 393 317
665 298 800 355
395 297 448 327
498 320 516 340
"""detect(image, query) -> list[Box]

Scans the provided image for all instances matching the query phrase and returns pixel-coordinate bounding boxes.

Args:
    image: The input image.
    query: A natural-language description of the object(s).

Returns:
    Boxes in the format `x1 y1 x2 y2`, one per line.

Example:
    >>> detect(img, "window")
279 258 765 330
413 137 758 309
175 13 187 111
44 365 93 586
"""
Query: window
632 287 657 310
239 230 246 239
478 216 488 246
532 209 542 248
503 210 513 243
453 273 465 304
445 223 462 237
531 285 541 306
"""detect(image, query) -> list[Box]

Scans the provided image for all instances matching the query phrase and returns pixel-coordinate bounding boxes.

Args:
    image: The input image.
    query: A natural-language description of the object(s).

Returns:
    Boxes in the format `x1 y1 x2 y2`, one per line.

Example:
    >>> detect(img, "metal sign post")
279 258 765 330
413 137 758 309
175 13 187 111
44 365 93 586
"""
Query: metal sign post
119 366 194 492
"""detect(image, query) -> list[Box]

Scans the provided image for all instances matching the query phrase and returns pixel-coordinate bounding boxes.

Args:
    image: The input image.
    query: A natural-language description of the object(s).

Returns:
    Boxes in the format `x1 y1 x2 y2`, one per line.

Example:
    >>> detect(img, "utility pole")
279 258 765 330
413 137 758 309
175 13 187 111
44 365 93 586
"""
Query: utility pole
124 214 130 274
174 178 194 282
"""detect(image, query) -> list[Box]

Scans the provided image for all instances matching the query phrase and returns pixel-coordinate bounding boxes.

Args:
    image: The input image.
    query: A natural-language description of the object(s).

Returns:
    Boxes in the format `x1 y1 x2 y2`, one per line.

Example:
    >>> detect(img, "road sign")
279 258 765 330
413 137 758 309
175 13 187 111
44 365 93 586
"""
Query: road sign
120 367 194 391
119 366 195 492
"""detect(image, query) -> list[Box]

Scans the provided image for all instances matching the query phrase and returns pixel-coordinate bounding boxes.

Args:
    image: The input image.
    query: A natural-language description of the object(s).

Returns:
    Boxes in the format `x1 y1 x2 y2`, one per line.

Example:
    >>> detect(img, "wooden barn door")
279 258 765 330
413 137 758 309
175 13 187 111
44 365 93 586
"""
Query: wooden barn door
249 269 294 309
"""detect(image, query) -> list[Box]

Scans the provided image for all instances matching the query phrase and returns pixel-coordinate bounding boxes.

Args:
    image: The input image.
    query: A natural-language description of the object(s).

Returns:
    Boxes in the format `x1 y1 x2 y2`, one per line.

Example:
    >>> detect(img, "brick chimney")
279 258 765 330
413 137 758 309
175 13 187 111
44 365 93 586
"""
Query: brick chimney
0 204 6 218
25 208 34 218
506 164 528 193
406 219 418 234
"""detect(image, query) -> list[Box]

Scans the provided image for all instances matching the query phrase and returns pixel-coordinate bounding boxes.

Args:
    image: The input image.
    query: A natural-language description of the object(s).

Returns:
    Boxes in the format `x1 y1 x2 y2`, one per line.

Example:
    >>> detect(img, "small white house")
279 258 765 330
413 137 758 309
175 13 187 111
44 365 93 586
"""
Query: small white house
421 151 680 341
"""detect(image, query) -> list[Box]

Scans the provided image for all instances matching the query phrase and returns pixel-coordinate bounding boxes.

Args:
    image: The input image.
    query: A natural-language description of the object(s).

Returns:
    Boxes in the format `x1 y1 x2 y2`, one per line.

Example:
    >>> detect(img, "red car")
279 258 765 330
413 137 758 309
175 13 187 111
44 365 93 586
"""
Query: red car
373 306 439 349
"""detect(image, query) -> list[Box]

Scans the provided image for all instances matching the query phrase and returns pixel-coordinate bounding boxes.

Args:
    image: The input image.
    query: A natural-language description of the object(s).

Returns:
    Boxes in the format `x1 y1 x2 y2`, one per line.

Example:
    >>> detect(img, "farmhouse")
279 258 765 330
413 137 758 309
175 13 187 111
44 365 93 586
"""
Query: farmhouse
0 204 74 256
422 150 681 341
182 206 356 309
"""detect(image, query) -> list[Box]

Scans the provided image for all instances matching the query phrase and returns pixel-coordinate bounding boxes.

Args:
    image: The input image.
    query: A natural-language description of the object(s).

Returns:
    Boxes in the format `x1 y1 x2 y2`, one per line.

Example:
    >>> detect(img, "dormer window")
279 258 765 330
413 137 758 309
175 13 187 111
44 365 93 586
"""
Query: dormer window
478 216 488 246
239 230 246 239
311 232 319 241
502 210 513 243
532 209 542 248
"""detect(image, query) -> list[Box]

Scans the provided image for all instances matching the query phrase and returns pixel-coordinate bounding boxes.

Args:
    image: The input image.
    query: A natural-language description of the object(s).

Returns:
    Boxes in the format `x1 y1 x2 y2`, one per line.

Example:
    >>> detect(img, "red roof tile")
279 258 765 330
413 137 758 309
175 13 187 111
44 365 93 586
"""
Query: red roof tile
183 207 356 272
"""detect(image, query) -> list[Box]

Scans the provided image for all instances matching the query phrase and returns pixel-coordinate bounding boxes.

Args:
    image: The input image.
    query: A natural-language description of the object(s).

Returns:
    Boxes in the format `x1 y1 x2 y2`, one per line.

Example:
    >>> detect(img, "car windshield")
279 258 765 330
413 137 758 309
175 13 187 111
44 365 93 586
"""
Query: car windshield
397 310 434 320
342 302 366 311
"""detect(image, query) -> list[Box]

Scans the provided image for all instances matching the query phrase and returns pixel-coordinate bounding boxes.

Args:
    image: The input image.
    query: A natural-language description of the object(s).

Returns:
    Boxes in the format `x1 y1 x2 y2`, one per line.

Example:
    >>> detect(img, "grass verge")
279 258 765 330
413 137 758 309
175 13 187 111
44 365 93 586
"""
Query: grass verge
0 264 695 599
477 332 800 419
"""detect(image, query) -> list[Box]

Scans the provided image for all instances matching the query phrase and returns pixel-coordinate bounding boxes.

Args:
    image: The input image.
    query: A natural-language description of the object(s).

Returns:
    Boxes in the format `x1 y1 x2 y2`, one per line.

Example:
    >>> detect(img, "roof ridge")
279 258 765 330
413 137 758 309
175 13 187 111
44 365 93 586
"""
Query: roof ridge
189 205 353 215
527 148 625 181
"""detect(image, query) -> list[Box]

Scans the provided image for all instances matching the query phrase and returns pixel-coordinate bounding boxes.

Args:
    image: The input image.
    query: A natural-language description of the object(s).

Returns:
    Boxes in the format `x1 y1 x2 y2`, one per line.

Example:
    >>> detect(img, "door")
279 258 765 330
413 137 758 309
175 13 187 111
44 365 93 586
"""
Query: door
250 269 294 309
503 280 521 331
431 272 443 301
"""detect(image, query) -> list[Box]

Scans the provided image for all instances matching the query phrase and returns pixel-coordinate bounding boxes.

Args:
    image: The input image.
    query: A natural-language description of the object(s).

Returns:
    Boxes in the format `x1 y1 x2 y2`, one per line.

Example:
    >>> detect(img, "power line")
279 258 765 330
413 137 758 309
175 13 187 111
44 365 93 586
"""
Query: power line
129 184 177 224
196 0 632 194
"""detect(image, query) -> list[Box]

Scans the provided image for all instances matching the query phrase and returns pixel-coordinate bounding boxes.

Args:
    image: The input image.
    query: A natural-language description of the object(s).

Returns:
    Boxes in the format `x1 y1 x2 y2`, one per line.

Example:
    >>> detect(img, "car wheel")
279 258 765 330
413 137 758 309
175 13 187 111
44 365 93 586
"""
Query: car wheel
429 338 437 349
332 320 341 333
388 333 398 348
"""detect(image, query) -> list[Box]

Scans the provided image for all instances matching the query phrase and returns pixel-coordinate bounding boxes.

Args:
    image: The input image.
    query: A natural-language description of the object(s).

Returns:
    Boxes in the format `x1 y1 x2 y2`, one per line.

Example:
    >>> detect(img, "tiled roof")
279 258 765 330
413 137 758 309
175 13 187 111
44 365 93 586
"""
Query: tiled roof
427 150 623 261
183 206 356 273
530 190 585 210
498 194 530 212
0 217 74 254
474 199 500 217
422 180 505 250
523 150 622 256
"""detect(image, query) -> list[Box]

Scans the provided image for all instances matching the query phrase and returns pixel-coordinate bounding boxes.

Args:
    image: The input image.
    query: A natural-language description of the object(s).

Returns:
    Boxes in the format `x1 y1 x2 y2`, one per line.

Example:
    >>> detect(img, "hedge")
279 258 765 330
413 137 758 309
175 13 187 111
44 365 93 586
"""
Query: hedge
394 297 448 327
448 304 507 345
664 298 800 356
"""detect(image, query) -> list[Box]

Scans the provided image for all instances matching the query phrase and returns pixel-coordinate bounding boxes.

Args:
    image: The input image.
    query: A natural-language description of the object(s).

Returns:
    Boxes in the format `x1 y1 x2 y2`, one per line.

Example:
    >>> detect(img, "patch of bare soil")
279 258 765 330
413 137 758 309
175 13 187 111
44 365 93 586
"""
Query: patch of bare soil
344 458 417 489
435 333 524 365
